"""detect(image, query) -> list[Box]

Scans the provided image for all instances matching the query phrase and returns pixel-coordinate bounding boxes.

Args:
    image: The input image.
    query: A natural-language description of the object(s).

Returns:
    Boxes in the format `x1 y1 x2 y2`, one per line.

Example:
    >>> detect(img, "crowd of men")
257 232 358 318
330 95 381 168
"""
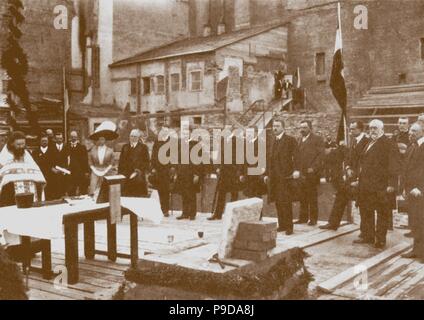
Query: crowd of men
0 114 423 262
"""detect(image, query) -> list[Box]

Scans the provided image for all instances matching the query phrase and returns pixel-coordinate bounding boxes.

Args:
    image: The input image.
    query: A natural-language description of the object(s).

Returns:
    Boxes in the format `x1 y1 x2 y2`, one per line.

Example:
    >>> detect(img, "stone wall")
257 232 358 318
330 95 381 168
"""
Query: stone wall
287 0 424 113
113 0 189 62
0 0 73 101
278 111 341 141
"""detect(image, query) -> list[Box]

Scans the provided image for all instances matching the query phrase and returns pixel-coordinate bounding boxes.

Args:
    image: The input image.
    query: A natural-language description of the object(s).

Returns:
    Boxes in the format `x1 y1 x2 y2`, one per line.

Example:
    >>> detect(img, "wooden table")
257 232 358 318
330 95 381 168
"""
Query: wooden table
62 206 139 284
18 205 139 285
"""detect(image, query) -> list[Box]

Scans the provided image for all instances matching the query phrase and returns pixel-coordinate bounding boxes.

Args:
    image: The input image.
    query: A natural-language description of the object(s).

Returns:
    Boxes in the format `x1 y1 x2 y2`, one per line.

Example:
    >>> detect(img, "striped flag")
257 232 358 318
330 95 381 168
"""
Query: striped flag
295 67 301 89
330 2 348 144
63 66 70 141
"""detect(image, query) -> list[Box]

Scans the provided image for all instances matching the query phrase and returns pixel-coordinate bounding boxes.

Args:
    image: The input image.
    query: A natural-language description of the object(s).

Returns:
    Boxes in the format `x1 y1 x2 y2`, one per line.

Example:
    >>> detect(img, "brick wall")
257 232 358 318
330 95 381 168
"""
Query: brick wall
287 0 424 113
113 0 189 62
276 111 340 141
0 0 73 101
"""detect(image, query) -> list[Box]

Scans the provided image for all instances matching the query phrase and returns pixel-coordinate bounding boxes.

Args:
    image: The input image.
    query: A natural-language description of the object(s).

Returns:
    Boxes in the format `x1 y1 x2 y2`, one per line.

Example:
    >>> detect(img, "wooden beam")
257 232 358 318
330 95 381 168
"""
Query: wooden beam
317 242 412 294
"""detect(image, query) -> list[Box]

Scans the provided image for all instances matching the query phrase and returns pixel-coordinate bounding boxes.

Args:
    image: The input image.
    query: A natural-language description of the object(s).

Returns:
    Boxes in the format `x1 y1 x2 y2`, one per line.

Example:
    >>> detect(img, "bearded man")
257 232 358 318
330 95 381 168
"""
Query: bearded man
0 131 46 207
354 120 399 249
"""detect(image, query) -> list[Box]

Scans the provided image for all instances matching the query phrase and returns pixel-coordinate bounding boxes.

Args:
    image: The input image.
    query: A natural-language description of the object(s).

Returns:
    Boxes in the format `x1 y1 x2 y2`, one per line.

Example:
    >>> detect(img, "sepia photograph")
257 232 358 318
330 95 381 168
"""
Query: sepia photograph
0 0 423 305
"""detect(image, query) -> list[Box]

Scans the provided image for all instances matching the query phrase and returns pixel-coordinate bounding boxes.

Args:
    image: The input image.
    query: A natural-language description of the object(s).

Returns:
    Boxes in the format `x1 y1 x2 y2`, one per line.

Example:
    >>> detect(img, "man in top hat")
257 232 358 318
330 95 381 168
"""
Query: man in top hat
68 131 90 196
118 129 150 197
88 122 116 196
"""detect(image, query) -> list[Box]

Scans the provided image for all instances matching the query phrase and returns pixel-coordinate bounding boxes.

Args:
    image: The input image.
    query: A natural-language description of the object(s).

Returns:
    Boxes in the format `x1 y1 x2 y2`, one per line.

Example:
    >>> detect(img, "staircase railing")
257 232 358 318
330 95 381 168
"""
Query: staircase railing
250 98 293 128
231 99 265 128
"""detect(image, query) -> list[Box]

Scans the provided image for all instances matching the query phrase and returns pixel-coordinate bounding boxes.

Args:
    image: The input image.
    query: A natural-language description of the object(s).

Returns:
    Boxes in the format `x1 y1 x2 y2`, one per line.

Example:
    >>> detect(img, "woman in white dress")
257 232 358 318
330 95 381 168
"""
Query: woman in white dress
88 121 118 196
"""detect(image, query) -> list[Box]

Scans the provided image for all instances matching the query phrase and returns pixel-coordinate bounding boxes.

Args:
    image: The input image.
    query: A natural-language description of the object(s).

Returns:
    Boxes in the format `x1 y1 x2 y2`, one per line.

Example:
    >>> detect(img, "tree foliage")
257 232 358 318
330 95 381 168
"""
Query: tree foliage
1 0 39 134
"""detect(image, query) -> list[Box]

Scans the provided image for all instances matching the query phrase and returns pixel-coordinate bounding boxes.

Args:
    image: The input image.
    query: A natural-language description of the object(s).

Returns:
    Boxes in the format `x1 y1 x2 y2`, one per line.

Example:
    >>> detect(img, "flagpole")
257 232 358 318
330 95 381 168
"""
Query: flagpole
337 2 348 147
63 65 68 143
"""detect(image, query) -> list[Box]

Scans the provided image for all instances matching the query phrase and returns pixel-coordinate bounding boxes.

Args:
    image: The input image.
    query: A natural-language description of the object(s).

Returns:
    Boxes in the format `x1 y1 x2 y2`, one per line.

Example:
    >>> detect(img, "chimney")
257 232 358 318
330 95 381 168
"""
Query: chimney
203 24 212 37
217 22 226 35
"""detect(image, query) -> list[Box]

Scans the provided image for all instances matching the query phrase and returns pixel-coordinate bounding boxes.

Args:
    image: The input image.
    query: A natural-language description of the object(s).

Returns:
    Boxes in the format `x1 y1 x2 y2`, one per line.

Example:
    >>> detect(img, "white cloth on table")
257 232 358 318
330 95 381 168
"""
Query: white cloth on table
0 197 163 244
0 202 109 242
121 195 163 225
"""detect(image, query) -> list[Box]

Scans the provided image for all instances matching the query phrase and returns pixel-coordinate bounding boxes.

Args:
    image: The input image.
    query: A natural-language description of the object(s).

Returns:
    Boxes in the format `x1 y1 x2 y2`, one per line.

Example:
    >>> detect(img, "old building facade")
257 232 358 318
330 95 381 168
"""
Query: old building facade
1 0 424 140
109 22 288 128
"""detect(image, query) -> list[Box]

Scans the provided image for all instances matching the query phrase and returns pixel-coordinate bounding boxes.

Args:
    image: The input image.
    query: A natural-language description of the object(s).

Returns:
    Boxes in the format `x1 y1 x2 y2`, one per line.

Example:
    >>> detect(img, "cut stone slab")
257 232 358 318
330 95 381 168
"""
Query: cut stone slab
217 197 263 259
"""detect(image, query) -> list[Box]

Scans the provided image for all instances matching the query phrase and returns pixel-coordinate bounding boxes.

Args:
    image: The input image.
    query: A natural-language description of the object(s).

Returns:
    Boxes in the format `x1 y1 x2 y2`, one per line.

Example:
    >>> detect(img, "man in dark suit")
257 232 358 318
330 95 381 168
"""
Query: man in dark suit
151 125 172 217
208 132 243 221
45 128 55 148
118 129 150 197
320 121 369 231
32 135 55 200
264 117 297 234
401 122 424 262
393 117 410 146
51 132 69 199
354 119 399 249
174 128 204 221
241 131 268 199
67 131 89 196
293 120 325 226
391 117 411 233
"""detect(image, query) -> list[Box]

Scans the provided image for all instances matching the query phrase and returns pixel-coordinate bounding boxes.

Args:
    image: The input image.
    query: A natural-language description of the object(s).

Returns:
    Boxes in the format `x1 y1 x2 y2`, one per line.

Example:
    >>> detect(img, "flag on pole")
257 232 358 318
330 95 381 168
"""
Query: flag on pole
63 66 70 142
330 2 348 144
295 67 301 89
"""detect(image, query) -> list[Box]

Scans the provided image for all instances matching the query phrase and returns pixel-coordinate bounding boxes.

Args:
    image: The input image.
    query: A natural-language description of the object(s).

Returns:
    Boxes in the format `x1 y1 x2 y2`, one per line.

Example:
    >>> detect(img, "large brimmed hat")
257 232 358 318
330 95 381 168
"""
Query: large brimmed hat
89 121 119 141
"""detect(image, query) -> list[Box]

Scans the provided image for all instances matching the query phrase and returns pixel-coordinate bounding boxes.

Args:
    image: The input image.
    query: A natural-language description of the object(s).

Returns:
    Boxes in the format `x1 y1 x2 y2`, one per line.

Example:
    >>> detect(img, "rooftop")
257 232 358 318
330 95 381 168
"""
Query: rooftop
109 21 289 68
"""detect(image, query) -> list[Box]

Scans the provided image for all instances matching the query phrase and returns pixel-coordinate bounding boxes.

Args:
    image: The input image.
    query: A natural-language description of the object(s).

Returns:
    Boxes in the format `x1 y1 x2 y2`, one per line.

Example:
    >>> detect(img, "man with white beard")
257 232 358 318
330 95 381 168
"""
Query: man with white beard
353 119 399 249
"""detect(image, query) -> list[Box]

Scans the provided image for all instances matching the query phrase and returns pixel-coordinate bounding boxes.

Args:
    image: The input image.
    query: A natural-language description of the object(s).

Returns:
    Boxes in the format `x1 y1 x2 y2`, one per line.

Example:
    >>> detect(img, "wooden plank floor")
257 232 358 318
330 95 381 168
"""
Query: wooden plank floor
318 252 424 300
23 213 358 300
27 253 130 300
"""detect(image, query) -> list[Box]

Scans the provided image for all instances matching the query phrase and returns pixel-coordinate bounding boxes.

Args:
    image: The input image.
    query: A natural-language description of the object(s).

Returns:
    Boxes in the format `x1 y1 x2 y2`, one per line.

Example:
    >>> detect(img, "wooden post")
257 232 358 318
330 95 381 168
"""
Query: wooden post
41 240 52 280
84 221 95 259
64 222 79 284
103 175 126 262
130 213 139 269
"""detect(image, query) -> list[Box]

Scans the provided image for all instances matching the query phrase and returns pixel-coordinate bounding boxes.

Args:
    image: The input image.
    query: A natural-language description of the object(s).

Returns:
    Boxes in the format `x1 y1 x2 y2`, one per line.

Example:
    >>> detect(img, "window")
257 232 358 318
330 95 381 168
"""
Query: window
170 73 180 91
171 117 181 128
130 78 137 96
1 80 8 94
189 70 202 91
421 38 424 60
193 116 202 126
150 77 155 94
315 52 326 76
142 77 151 95
156 75 165 94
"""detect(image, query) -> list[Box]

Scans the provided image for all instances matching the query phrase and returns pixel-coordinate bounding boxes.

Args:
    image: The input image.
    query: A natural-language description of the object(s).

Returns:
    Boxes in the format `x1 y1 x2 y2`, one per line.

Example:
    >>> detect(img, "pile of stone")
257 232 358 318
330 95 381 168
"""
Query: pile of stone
231 221 277 262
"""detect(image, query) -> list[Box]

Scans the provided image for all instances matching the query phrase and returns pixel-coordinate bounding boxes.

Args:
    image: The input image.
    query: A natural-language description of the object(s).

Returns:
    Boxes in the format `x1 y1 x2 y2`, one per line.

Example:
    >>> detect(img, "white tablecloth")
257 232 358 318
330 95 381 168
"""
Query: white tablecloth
0 197 163 243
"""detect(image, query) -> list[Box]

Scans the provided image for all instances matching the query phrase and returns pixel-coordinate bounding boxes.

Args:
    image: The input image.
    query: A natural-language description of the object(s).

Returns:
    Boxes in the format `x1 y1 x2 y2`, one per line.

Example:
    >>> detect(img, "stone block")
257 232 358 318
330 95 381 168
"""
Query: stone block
232 249 268 262
245 239 277 251
217 198 263 259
